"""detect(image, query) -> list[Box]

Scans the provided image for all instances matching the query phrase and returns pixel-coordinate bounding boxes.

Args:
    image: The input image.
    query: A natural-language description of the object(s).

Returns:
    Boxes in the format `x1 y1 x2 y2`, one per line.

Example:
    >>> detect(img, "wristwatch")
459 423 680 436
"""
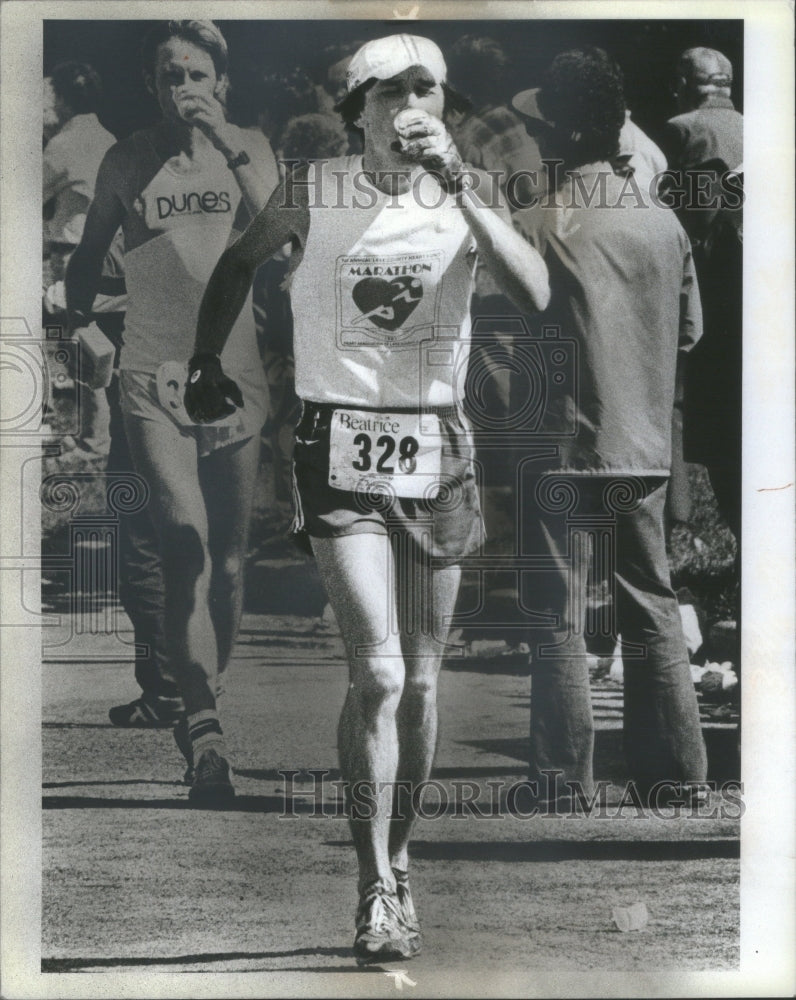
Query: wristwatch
226 150 250 170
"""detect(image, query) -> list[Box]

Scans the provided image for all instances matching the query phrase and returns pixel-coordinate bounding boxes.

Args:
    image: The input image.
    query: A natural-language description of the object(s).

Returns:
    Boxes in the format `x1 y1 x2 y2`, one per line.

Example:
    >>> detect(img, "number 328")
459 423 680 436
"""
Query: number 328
352 433 419 474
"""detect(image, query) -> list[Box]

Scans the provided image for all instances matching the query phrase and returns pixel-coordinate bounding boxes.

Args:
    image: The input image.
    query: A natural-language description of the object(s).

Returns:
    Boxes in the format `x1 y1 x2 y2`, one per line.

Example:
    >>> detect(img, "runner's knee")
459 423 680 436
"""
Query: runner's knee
212 552 245 598
400 674 438 718
160 522 208 580
352 660 404 713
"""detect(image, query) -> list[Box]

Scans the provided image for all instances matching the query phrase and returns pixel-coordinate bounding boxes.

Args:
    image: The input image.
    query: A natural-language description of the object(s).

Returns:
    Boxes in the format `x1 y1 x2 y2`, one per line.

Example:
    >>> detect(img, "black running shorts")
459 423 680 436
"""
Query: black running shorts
290 401 484 564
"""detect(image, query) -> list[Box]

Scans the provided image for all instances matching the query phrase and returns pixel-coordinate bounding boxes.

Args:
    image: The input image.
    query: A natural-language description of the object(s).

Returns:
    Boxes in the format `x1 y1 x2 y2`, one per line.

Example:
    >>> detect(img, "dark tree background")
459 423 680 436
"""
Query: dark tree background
43 19 743 146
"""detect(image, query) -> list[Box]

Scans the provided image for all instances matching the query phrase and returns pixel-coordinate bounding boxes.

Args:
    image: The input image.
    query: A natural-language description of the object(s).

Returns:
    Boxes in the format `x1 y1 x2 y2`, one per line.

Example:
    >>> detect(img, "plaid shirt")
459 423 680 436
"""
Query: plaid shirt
451 105 544 299
451 104 544 200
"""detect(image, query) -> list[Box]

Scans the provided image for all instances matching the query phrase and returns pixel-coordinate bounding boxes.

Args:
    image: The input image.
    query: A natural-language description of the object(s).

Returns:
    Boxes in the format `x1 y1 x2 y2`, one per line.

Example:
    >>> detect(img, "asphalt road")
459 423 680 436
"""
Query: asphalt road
41 611 740 997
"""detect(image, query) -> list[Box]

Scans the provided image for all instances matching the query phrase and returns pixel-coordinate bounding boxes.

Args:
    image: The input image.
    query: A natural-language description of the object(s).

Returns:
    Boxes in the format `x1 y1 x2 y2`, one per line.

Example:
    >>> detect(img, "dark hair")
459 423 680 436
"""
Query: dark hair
336 79 471 136
448 35 509 107
281 113 349 162
226 65 318 133
537 47 626 167
140 20 228 81
49 61 103 115
314 40 366 90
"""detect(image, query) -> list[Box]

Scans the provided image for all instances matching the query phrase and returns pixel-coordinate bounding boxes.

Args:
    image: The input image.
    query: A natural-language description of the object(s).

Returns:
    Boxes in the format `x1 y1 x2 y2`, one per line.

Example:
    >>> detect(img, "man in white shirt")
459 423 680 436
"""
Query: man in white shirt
43 62 122 456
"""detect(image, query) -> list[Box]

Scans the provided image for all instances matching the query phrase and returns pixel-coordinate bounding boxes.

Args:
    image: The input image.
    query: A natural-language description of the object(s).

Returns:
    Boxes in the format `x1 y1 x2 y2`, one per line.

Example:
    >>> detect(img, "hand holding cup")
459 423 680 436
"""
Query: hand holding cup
392 108 464 188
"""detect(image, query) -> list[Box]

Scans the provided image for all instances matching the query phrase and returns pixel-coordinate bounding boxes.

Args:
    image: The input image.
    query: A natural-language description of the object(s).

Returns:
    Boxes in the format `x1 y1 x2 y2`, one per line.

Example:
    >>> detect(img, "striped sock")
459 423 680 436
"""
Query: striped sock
187 710 226 761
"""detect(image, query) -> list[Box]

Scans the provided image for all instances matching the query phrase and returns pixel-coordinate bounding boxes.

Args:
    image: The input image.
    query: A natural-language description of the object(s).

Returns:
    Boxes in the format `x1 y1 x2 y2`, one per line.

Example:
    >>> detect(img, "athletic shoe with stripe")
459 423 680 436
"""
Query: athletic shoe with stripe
353 878 415 965
187 748 235 807
108 697 179 728
392 867 422 955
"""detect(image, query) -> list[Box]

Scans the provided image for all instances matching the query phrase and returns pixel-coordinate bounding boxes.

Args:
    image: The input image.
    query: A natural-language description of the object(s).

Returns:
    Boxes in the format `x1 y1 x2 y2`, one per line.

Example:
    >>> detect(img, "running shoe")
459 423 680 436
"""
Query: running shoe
188 749 235 807
353 878 415 965
392 868 422 955
108 697 179 728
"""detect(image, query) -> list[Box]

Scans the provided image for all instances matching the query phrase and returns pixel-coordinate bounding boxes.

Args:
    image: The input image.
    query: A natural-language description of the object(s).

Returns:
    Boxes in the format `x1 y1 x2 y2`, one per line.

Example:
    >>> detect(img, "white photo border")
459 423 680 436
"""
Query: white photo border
1 1 793 997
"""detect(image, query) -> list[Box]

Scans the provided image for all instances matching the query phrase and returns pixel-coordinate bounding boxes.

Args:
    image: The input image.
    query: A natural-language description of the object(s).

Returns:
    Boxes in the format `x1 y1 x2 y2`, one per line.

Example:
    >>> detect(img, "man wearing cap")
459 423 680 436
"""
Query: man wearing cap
511 49 708 806
661 47 743 243
186 33 549 963
661 48 743 542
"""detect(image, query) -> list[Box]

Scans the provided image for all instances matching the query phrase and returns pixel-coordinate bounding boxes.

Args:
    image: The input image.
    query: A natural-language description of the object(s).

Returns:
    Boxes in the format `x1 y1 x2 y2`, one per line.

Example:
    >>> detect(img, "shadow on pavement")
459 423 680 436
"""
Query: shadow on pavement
234 765 529 783
431 765 528 779
42 794 287 812
270 965 390 974
408 839 740 862
43 722 117 729
463 729 740 783
43 779 181 788
41 946 356 972
235 766 343 782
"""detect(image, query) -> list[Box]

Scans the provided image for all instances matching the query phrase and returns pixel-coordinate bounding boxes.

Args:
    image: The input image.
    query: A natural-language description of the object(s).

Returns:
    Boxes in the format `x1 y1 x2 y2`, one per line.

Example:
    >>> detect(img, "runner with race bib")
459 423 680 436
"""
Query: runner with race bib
185 34 549 964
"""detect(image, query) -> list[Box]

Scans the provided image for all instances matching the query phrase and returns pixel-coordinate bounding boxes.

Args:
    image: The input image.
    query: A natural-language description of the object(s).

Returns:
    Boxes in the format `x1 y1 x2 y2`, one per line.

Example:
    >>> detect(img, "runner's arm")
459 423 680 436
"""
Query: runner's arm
459 170 550 314
64 146 126 330
224 127 280 220
194 170 309 357
180 98 277 219
394 113 549 314
227 129 281 234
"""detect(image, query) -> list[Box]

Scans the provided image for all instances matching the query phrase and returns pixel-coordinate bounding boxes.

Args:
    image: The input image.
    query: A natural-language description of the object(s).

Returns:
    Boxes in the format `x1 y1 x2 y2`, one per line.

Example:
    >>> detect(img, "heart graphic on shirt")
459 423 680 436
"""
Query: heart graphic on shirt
351 276 424 331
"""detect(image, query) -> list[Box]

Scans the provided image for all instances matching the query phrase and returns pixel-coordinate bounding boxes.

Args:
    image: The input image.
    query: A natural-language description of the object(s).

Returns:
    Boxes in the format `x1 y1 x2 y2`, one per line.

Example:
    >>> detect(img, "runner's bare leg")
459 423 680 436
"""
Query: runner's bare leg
123 414 217 715
389 552 461 872
312 533 404 890
200 432 261 680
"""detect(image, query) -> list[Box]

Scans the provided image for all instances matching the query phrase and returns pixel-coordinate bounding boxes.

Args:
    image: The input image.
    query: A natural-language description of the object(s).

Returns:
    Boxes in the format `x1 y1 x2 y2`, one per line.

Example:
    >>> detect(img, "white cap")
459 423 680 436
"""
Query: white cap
345 34 447 94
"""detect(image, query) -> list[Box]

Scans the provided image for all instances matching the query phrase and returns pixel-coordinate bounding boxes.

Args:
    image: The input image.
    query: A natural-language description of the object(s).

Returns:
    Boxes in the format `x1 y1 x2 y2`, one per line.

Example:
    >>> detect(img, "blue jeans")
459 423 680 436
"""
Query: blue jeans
521 475 707 796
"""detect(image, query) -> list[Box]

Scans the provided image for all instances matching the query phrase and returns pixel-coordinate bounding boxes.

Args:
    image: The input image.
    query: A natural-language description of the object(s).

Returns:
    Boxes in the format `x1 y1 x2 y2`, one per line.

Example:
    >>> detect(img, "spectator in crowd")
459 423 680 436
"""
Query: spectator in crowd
608 54 691 537
43 61 121 457
550 48 689 537
619 106 668 187
512 47 708 804
447 35 543 212
313 41 366 154
66 19 279 801
444 42 670 538
43 62 115 271
255 68 321 153
280 111 350 164
661 47 743 244
444 37 542 549
588 49 668 187
661 47 743 542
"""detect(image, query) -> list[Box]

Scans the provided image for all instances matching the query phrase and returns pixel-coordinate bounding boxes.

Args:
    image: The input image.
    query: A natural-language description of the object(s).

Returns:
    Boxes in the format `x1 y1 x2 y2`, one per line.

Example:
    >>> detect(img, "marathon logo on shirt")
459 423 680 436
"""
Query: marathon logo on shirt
336 252 443 348
347 262 433 279
155 190 232 220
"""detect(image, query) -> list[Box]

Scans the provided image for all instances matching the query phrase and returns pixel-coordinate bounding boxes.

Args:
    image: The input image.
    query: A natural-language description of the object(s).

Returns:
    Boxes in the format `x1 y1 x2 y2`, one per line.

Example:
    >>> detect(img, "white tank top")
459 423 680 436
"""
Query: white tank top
119 133 260 378
289 156 477 407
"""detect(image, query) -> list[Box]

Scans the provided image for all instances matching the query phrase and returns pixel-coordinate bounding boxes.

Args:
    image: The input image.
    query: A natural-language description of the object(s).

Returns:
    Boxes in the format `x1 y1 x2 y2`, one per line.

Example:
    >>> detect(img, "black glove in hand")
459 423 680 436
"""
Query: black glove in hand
184 353 243 423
